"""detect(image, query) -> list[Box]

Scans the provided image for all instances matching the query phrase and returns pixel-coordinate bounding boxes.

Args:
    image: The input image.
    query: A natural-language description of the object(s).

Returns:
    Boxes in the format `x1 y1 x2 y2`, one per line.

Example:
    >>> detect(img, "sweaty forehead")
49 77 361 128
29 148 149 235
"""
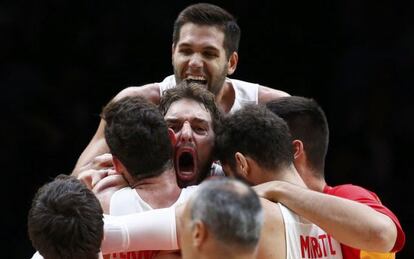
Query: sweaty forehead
177 23 225 50
164 98 212 123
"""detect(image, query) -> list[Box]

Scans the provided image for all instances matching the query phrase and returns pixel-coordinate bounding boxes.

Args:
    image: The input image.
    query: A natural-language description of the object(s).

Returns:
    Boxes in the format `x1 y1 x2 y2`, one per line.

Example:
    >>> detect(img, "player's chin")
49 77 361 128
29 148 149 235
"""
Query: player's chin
176 171 198 188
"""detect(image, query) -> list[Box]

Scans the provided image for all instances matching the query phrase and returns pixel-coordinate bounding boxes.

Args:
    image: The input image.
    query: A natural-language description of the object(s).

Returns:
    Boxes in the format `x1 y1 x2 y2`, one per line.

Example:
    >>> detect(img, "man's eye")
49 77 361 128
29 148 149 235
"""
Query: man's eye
194 127 207 134
179 49 192 55
203 52 217 58
168 125 180 133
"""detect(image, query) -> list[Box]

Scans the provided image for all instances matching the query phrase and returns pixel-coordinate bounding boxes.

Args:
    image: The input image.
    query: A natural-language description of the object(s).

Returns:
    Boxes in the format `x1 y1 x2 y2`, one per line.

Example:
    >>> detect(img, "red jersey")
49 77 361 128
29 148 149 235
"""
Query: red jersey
323 184 405 259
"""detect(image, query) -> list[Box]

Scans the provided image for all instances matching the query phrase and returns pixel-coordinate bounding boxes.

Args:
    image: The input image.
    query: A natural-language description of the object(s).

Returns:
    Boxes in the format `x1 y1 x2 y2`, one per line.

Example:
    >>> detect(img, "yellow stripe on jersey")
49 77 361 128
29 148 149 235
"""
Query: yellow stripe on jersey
360 251 395 259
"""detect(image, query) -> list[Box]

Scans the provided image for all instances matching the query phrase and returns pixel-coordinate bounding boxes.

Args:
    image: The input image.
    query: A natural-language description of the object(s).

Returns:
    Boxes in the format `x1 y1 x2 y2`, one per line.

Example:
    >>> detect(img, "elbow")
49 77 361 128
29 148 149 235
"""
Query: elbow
367 217 397 252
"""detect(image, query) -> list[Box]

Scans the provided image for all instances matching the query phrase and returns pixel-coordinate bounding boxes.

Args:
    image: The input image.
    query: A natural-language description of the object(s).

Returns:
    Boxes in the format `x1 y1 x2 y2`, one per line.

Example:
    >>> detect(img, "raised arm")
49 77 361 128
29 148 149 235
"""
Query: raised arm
258 85 290 104
254 181 398 252
72 84 161 176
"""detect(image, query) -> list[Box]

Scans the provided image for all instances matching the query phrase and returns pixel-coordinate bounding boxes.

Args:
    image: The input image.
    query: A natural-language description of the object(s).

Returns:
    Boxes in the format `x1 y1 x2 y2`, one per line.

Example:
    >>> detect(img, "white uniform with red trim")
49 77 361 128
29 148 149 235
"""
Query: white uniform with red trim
279 203 343 259
107 186 198 259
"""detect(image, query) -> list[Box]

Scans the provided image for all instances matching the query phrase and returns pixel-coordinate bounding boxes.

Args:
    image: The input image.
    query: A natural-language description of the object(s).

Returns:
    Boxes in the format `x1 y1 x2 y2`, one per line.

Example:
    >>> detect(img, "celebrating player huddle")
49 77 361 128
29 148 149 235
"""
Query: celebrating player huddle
28 3 405 259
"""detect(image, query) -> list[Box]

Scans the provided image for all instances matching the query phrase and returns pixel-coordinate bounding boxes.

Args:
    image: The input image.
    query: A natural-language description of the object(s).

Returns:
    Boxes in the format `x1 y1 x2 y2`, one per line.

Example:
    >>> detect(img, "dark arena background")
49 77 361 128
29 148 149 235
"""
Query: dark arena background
2 1 413 258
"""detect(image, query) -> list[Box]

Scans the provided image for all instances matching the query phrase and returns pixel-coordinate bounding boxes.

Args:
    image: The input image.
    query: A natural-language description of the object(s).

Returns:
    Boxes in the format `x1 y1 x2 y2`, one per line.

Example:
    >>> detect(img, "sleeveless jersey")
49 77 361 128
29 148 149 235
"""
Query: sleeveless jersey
279 203 343 259
158 75 259 113
110 185 198 215
108 186 198 259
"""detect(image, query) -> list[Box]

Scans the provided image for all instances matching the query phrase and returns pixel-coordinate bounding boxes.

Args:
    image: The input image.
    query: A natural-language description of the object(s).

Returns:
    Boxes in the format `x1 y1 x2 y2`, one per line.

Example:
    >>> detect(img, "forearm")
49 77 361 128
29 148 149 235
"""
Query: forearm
72 120 110 176
264 182 397 252
102 207 178 254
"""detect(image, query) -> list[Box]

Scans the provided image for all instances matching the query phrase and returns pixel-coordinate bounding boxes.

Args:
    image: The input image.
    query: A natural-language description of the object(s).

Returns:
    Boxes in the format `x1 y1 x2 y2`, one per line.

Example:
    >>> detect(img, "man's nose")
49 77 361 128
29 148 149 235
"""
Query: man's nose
179 121 193 142
180 121 193 142
188 53 203 69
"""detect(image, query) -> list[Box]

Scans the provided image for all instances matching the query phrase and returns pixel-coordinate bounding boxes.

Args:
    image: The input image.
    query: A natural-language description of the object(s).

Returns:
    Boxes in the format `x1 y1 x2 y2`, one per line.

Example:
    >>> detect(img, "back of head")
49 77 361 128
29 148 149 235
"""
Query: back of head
216 104 294 172
159 81 222 132
190 177 263 251
266 96 329 175
28 175 103 259
173 3 241 58
103 96 172 180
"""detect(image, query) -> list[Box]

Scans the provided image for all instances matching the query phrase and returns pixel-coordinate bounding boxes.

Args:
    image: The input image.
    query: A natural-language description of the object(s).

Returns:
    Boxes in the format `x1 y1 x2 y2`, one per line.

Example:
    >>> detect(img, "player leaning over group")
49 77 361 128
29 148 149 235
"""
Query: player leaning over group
72 3 289 176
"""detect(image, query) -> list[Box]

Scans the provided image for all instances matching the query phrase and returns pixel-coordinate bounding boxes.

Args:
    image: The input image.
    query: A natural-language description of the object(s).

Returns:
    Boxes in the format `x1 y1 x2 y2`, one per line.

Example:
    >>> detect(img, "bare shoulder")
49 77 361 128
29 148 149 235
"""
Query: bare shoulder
257 198 285 259
260 198 283 224
258 85 290 104
114 83 161 105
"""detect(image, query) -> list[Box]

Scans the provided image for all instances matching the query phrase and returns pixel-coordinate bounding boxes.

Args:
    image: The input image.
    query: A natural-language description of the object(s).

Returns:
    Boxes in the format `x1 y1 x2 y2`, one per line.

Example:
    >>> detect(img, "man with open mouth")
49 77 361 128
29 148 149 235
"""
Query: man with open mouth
160 81 223 188
72 3 289 176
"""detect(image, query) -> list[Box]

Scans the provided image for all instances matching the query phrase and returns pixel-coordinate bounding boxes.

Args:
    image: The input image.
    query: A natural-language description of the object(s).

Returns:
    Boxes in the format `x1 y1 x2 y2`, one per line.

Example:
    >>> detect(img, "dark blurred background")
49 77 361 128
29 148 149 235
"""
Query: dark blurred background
2 0 412 258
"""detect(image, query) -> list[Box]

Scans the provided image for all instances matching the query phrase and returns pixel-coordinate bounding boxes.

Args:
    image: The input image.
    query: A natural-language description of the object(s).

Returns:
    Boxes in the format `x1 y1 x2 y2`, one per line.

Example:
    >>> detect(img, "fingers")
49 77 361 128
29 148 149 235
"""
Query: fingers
77 168 111 190
93 174 128 193
93 153 113 168
79 153 114 172
91 169 110 187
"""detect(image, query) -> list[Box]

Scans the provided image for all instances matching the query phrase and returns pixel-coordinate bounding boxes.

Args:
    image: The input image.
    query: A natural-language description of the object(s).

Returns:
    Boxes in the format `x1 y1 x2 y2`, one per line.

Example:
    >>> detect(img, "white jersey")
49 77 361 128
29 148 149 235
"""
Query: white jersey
108 186 198 259
110 185 198 215
279 204 343 259
31 251 43 259
158 75 259 113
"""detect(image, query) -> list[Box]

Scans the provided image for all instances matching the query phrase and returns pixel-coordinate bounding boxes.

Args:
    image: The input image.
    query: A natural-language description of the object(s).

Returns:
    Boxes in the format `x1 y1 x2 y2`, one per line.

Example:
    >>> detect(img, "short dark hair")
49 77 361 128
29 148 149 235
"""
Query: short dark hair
103 96 172 180
266 96 329 176
28 175 103 259
190 178 263 250
216 104 293 172
172 3 241 58
159 81 222 133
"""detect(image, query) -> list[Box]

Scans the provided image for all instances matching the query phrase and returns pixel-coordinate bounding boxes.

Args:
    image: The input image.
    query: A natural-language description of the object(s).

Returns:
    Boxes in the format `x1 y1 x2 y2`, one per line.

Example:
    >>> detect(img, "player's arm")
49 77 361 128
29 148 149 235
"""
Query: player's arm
77 166 128 213
257 85 290 104
72 84 161 176
254 181 397 252
101 206 180 255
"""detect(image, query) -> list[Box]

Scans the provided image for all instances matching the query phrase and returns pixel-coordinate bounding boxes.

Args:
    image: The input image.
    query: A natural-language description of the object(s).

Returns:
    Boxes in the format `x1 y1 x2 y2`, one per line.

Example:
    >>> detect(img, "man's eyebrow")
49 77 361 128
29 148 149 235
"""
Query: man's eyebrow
191 118 209 124
164 118 179 123
178 43 220 52
202 46 220 52
165 117 209 124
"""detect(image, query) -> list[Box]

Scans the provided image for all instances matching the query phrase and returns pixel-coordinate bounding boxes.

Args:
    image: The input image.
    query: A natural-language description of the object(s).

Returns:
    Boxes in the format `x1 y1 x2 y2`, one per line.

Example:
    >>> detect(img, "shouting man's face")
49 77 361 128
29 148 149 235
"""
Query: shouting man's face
164 98 215 187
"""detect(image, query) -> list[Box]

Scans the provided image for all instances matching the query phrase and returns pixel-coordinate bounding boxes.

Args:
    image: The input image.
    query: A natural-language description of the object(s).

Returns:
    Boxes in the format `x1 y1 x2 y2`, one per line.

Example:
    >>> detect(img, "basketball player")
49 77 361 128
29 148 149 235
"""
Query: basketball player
72 3 289 176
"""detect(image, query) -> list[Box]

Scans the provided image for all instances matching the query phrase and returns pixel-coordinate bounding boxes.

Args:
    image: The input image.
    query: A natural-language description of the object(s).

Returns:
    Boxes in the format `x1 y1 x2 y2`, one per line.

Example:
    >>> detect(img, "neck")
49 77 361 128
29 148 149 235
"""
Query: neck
131 166 176 188
260 164 307 188
302 171 327 192
294 161 327 192
131 166 182 209
215 80 235 113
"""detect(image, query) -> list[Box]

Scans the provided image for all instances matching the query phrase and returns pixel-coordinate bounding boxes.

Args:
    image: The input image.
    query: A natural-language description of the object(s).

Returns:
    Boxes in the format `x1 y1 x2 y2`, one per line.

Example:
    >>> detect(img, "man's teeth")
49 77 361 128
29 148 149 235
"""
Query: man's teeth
186 76 206 81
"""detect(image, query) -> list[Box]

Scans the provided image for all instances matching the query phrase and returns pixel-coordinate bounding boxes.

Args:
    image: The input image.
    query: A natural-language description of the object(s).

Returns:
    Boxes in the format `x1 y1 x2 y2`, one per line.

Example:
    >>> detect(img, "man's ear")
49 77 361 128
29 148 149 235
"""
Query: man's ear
292 139 305 160
168 128 177 147
192 220 207 248
226 52 238 75
235 152 249 177
112 156 125 174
